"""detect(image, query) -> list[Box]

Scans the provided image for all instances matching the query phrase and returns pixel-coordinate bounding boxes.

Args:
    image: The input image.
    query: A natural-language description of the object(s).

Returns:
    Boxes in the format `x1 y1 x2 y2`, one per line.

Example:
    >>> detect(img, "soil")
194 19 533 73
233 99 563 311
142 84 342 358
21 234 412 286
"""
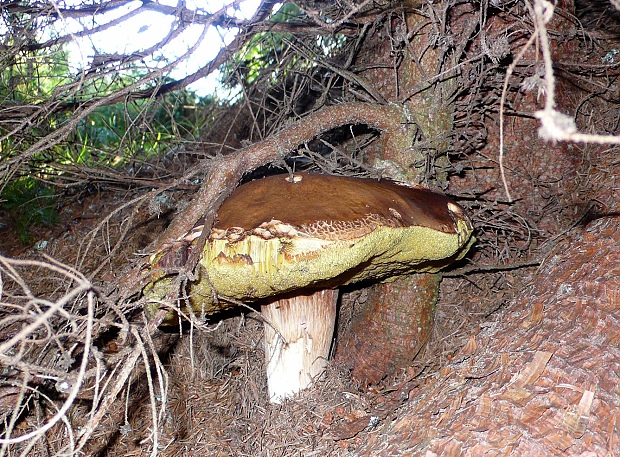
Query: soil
0 183 503 455
2 87 618 457
2 127 619 457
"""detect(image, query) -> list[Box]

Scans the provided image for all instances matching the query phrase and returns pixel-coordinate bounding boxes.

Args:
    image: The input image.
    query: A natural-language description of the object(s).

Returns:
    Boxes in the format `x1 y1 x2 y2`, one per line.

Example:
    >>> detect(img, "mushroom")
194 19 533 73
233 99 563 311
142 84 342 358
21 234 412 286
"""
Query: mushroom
145 173 474 402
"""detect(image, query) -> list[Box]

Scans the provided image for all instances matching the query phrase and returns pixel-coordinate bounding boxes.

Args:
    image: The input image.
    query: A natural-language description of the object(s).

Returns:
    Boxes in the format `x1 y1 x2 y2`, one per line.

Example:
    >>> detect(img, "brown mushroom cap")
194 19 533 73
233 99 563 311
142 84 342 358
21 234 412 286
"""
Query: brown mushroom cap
184 173 474 314
211 173 465 240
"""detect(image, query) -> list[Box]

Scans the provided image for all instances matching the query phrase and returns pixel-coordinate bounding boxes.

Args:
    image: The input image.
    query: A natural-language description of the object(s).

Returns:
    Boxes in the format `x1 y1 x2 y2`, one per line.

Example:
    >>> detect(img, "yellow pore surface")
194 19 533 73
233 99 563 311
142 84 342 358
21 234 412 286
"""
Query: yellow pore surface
188 218 473 314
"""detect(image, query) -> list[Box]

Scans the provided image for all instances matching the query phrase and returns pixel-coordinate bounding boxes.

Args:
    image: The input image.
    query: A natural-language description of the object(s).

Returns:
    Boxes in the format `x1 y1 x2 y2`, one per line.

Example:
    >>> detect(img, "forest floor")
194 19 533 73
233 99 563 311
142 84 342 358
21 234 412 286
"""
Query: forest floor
1 66 618 456
0 173 538 456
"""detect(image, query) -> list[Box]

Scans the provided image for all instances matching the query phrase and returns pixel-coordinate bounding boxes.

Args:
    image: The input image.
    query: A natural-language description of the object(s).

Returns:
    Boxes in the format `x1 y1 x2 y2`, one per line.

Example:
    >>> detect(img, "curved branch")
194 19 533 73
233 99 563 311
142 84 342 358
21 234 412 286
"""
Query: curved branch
155 101 406 254
117 101 406 303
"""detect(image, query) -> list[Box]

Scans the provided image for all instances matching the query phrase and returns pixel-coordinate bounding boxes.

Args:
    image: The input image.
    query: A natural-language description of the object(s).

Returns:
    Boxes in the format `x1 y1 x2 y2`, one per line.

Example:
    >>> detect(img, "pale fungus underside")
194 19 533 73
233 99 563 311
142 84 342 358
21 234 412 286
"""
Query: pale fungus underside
144 172 474 402
146 173 473 314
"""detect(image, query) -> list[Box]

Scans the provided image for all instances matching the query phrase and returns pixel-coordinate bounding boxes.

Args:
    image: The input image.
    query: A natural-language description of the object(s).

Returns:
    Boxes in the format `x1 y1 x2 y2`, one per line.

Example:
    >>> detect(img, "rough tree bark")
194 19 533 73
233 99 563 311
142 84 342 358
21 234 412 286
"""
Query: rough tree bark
340 274 440 384
350 0 620 452
351 207 620 456
336 1 462 383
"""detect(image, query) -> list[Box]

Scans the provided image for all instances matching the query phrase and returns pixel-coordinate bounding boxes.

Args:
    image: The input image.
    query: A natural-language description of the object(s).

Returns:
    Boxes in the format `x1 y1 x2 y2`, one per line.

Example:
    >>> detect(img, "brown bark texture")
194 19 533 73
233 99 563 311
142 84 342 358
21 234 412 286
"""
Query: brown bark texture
352 215 620 455
336 274 439 385
334 3 455 383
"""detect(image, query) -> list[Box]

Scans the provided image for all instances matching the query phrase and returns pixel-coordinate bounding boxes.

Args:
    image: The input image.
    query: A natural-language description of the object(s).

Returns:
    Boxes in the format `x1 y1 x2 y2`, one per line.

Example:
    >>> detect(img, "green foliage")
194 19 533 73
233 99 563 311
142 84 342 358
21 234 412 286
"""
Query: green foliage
221 3 303 87
0 48 74 164
0 43 215 166
0 46 215 243
1 177 57 245
63 86 215 169
220 3 346 92
0 48 73 105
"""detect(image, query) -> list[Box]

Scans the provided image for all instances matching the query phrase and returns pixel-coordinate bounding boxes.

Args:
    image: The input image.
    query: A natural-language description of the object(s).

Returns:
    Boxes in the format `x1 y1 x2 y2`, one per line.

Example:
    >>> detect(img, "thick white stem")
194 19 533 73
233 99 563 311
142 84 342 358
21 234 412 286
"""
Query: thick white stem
261 289 338 403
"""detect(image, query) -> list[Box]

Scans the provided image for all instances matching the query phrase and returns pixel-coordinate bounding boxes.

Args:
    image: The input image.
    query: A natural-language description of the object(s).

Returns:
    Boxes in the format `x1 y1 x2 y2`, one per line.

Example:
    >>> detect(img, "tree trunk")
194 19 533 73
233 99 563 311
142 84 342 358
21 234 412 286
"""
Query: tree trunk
351 210 620 455
339 2 620 452
337 274 439 385
335 1 458 382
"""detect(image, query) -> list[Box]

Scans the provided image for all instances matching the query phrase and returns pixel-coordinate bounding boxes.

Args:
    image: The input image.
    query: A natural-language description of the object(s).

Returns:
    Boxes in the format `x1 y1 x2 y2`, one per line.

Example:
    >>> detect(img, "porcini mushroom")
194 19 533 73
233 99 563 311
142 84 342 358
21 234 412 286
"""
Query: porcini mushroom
145 173 474 402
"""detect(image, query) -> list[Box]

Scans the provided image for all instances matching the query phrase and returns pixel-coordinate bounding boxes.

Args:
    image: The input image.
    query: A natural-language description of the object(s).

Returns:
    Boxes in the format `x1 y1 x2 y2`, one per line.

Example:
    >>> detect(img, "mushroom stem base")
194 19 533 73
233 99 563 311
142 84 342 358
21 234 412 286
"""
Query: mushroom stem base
261 289 338 403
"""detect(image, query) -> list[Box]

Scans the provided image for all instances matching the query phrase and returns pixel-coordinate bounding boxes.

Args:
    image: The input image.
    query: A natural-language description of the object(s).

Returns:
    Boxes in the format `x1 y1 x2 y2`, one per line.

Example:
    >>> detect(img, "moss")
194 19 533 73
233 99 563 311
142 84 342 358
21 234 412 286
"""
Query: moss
144 220 474 320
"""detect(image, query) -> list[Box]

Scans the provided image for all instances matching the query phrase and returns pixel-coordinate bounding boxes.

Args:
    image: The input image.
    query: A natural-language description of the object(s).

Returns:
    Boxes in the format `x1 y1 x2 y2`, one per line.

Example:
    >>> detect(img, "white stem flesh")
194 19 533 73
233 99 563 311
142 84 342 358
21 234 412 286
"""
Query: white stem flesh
261 289 338 403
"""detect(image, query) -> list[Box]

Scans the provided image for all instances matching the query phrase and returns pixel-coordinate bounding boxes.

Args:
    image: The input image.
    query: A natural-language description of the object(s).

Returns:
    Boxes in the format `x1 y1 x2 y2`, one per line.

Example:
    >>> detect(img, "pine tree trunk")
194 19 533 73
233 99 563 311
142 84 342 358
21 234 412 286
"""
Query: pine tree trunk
336 274 439 384
351 213 620 455
335 1 457 382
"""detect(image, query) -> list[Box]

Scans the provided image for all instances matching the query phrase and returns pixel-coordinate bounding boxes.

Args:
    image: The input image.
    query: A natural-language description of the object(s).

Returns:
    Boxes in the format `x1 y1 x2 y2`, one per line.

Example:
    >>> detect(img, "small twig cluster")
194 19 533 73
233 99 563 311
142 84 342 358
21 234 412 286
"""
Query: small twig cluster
0 254 176 456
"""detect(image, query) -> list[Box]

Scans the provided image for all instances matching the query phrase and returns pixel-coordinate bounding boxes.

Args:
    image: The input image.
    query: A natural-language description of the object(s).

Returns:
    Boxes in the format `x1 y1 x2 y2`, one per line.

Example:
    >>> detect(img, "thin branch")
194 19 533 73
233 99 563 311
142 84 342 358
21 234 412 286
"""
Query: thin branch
0 0 275 129
498 22 537 203
441 259 541 277
0 0 131 20
156 0 277 94
0 285 95 445
33 2 145 50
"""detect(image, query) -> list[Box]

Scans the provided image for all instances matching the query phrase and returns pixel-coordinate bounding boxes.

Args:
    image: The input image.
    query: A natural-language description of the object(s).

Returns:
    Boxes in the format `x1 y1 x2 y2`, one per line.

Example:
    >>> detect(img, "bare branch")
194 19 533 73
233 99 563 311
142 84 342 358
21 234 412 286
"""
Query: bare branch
154 101 405 248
